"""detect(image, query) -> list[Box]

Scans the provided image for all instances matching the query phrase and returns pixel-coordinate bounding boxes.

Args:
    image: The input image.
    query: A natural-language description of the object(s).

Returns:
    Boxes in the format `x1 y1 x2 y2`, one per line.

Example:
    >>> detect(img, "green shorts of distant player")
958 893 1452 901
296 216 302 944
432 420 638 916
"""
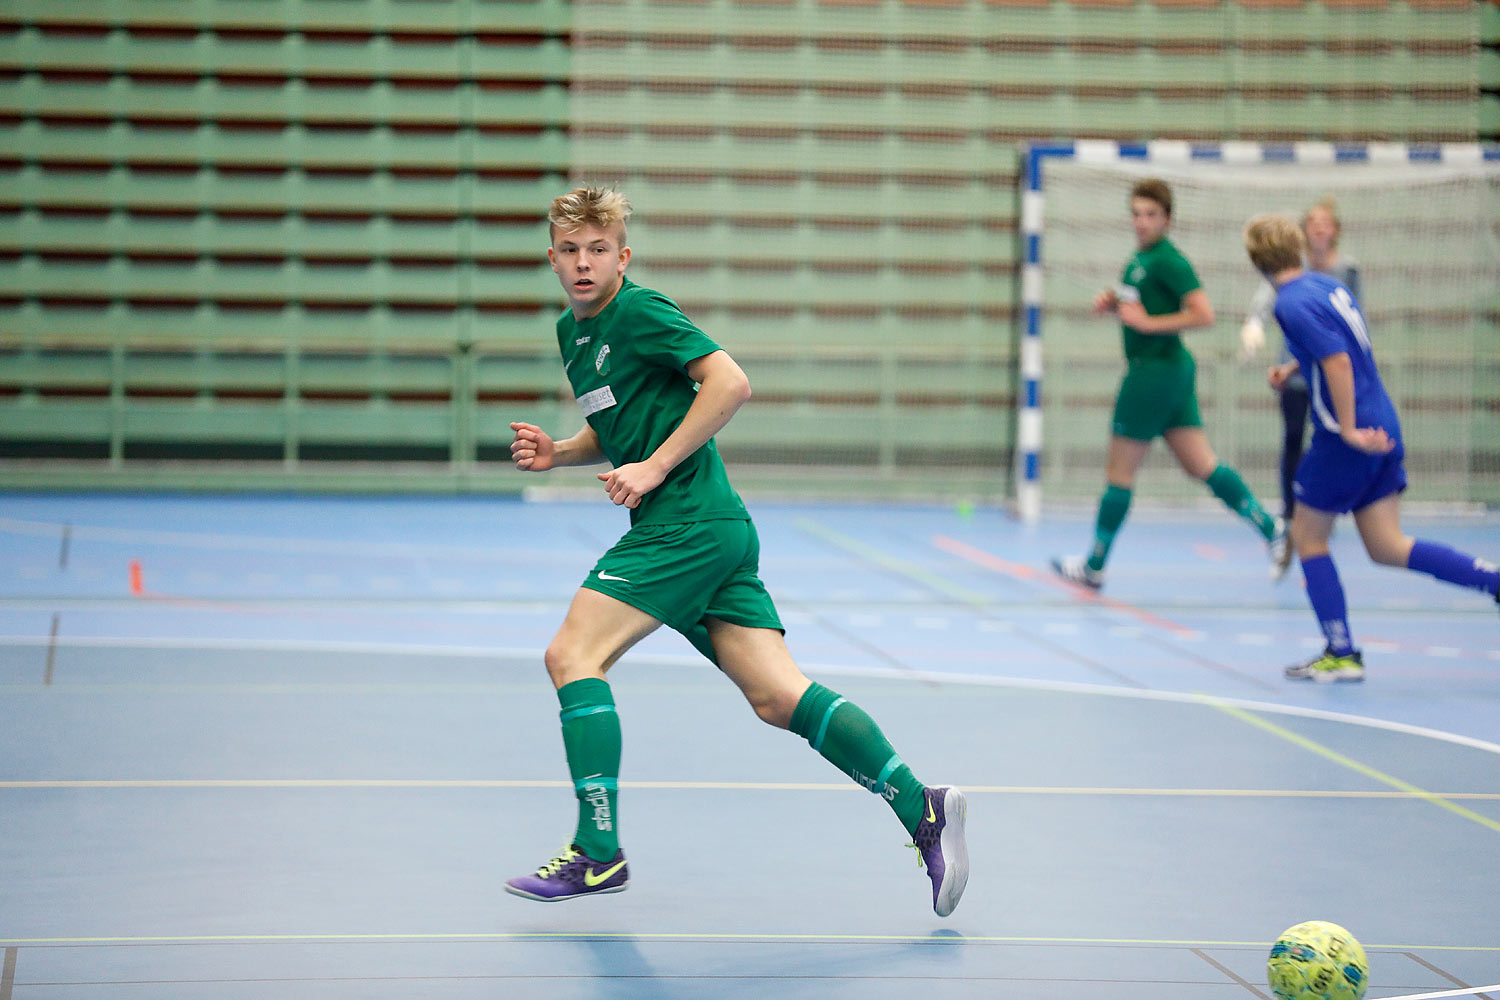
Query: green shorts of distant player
582 517 784 664
1110 355 1203 441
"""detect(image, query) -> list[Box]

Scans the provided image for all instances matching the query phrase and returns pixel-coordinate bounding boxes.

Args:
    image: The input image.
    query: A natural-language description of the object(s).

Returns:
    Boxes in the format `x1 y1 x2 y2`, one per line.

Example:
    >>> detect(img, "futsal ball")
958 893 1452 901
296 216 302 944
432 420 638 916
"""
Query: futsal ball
1267 920 1369 1000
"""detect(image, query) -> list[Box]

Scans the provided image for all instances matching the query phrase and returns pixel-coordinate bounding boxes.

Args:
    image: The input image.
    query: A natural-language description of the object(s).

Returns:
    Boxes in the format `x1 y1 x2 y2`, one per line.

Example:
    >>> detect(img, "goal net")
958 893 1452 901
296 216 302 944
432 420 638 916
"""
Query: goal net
1028 144 1500 513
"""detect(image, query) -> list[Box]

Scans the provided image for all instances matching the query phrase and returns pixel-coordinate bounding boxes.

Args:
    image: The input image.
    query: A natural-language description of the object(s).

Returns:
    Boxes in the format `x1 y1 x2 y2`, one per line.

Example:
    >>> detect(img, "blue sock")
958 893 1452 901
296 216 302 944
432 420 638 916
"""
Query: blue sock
1301 554 1355 655
1407 540 1500 597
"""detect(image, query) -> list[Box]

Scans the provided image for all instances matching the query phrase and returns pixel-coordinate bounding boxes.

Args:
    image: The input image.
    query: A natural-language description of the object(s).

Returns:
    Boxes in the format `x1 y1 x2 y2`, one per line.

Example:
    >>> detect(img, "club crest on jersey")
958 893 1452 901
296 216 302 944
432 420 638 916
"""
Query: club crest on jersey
595 343 611 376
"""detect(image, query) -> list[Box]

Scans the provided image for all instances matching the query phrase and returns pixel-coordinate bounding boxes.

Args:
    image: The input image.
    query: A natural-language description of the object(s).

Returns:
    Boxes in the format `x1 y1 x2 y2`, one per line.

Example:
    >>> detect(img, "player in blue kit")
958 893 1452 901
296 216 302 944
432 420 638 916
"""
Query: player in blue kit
1243 214 1500 681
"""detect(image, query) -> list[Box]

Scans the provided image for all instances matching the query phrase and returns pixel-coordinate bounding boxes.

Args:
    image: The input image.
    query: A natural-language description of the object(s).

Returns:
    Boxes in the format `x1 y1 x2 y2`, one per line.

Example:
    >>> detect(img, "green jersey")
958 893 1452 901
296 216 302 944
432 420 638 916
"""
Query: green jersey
556 276 749 527
1118 237 1201 363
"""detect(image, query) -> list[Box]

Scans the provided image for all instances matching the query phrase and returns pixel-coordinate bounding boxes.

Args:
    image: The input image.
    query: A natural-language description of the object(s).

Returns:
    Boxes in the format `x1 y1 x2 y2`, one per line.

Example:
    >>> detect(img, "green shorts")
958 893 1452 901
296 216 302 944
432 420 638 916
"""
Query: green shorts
581 517 784 665
1111 357 1202 441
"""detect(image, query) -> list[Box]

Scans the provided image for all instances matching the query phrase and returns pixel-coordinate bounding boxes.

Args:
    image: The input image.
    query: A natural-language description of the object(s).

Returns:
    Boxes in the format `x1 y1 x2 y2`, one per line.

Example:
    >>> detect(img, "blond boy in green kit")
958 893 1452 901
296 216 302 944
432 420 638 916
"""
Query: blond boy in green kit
1051 178 1281 590
503 187 969 917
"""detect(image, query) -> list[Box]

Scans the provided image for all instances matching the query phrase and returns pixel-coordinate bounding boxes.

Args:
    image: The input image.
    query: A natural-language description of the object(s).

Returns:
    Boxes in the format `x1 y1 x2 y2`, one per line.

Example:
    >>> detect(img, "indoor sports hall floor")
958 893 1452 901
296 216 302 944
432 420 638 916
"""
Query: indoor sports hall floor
1 492 1497 1000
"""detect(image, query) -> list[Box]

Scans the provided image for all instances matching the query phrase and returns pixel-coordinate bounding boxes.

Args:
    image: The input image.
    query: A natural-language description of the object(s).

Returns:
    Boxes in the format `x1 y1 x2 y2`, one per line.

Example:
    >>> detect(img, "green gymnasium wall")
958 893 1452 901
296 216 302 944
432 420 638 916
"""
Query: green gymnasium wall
2 0 1496 500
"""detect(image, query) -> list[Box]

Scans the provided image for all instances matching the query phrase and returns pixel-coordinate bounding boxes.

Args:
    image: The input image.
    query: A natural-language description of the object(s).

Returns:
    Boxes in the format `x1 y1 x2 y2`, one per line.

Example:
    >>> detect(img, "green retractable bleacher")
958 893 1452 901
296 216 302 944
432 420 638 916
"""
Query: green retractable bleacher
1 0 1491 498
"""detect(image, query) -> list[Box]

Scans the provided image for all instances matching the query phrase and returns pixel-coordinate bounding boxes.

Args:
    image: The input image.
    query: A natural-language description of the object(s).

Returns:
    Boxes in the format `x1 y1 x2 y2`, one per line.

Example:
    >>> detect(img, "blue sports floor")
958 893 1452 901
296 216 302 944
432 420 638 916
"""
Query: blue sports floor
1 493 1498 999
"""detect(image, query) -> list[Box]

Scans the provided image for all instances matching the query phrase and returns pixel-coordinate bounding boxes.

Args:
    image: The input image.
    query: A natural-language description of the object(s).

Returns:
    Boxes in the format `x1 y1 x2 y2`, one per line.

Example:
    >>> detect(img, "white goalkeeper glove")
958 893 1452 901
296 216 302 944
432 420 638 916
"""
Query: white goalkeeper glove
1238 317 1265 362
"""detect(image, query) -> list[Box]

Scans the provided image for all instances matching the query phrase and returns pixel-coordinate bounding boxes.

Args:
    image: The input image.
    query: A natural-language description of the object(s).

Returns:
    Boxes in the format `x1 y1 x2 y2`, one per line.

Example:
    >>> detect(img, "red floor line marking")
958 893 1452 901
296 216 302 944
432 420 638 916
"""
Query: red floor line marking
930 535 1197 638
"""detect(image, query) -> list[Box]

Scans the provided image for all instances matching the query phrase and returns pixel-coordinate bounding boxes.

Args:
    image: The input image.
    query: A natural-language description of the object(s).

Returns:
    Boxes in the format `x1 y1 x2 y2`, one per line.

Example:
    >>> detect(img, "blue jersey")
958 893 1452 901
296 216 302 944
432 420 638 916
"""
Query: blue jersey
1272 272 1401 450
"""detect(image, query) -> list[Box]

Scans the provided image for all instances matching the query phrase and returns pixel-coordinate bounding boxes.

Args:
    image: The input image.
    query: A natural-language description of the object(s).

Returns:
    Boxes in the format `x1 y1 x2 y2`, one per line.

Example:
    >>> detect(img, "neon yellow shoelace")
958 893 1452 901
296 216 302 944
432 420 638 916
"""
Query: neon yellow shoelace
535 846 580 878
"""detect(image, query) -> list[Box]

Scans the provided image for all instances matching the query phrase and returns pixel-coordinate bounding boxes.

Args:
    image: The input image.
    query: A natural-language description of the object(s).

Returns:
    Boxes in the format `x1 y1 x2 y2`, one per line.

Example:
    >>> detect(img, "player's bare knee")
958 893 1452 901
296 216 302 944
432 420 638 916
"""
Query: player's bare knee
1367 539 1412 568
543 641 589 687
745 688 796 730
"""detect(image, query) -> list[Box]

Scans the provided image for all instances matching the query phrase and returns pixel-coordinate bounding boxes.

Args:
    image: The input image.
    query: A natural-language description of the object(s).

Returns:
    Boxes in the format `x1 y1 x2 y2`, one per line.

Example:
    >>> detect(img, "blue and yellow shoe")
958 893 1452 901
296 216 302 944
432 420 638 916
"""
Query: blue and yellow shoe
909 785 969 917
504 844 629 902
1285 647 1364 683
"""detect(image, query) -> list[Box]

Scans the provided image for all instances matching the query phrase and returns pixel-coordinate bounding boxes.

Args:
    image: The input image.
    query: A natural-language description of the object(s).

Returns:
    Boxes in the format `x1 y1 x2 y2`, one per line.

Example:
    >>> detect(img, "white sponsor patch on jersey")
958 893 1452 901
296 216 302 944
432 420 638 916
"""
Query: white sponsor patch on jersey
577 385 617 416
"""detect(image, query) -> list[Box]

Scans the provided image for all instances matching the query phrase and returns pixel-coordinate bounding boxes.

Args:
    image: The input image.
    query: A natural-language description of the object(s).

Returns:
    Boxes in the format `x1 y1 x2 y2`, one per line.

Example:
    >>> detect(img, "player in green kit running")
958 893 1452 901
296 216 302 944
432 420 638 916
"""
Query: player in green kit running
1051 178 1281 591
502 187 969 917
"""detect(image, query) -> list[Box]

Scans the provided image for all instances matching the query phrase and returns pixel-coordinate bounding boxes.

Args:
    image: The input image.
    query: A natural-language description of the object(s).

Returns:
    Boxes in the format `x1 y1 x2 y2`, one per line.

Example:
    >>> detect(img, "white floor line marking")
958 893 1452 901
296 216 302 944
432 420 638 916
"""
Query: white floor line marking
2 779 1498 797
0 515 545 561
1379 986 1500 1000
3 635 1498 757
0 932 1496 950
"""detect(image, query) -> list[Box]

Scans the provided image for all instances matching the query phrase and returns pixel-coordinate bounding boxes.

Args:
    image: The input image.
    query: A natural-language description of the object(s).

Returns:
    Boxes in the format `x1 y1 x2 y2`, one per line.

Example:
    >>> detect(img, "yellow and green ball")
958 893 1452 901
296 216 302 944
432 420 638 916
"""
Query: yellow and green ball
1268 921 1369 1000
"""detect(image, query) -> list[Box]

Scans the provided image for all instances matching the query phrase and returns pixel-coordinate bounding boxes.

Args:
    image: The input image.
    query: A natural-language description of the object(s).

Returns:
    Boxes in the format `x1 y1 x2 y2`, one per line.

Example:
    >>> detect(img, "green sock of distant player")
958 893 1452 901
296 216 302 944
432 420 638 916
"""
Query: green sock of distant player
1086 483 1132 573
790 682 926 836
556 677 621 861
1205 464 1276 541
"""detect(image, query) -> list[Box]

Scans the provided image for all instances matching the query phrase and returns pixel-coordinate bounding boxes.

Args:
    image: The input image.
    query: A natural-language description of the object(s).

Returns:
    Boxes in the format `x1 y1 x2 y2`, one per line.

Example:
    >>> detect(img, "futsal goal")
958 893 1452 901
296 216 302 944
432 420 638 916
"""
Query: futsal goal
1017 142 1500 521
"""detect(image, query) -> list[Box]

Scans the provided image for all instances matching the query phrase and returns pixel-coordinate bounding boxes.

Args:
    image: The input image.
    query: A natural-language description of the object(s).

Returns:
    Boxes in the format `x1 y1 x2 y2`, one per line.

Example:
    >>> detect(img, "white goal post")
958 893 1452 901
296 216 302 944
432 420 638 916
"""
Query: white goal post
1018 141 1500 522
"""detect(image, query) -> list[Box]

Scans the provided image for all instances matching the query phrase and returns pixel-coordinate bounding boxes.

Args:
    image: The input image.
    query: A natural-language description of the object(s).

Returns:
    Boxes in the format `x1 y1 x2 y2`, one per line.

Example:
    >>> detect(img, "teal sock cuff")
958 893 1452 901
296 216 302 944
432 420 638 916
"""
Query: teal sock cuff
875 752 905 789
557 677 615 722
560 703 617 723
1205 464 1235 492
789 682 841 744
572 776 618 792
811 697 847 753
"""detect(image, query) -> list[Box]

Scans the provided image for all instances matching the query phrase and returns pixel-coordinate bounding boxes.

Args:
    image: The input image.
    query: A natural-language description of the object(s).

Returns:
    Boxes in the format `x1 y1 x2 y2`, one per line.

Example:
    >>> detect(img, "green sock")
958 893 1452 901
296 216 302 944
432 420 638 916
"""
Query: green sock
1087 484 1132 572
557 677 621 861
789 682 926 836
1205 464 1276 541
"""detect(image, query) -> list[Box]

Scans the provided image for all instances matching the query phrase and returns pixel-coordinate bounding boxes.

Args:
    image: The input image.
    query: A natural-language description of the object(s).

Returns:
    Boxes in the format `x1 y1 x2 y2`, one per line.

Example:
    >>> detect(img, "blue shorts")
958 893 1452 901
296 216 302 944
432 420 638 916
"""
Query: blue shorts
1293 436 1407 515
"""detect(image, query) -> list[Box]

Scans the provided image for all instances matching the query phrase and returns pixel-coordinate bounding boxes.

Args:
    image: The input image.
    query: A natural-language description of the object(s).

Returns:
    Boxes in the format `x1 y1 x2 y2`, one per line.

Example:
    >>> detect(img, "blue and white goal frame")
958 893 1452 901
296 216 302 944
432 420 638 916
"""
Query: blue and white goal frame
1016 140 1500 524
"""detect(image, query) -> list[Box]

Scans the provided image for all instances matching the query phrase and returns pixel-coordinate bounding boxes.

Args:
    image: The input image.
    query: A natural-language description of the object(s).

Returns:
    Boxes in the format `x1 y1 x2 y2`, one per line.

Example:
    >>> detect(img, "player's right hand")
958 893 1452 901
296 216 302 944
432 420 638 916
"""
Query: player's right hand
1267 362 1296 392
1341 426 1395 455
1091 288 1118 316
510 421 555 471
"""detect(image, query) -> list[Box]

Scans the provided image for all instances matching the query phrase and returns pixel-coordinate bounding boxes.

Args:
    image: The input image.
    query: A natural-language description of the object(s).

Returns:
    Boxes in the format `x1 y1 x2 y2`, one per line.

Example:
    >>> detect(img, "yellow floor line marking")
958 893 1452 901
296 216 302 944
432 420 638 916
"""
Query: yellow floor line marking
1211 701 1500 834
794 517 991 607
1 931 1497 950
2 779 1498 798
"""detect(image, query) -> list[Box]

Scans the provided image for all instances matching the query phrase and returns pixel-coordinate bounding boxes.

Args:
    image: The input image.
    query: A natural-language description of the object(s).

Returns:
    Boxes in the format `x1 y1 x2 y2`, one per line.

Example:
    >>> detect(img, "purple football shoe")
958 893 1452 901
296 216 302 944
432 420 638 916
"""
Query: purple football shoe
504 844 629 902
911 786 968 917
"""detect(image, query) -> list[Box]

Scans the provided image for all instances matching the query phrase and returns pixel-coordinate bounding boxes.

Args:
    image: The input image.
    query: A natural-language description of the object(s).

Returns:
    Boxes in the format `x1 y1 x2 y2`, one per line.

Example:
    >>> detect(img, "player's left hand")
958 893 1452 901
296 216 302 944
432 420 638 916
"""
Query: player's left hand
1116 301 1149 331
1341 426 1395 455
598 461 665 508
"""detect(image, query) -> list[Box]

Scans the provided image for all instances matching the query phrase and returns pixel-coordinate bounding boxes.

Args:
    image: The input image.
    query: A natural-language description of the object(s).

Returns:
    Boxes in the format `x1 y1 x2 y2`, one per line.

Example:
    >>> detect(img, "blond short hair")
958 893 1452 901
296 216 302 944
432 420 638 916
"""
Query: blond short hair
1244 214 1306 275
549 186 631 243
1302 195 1341 247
